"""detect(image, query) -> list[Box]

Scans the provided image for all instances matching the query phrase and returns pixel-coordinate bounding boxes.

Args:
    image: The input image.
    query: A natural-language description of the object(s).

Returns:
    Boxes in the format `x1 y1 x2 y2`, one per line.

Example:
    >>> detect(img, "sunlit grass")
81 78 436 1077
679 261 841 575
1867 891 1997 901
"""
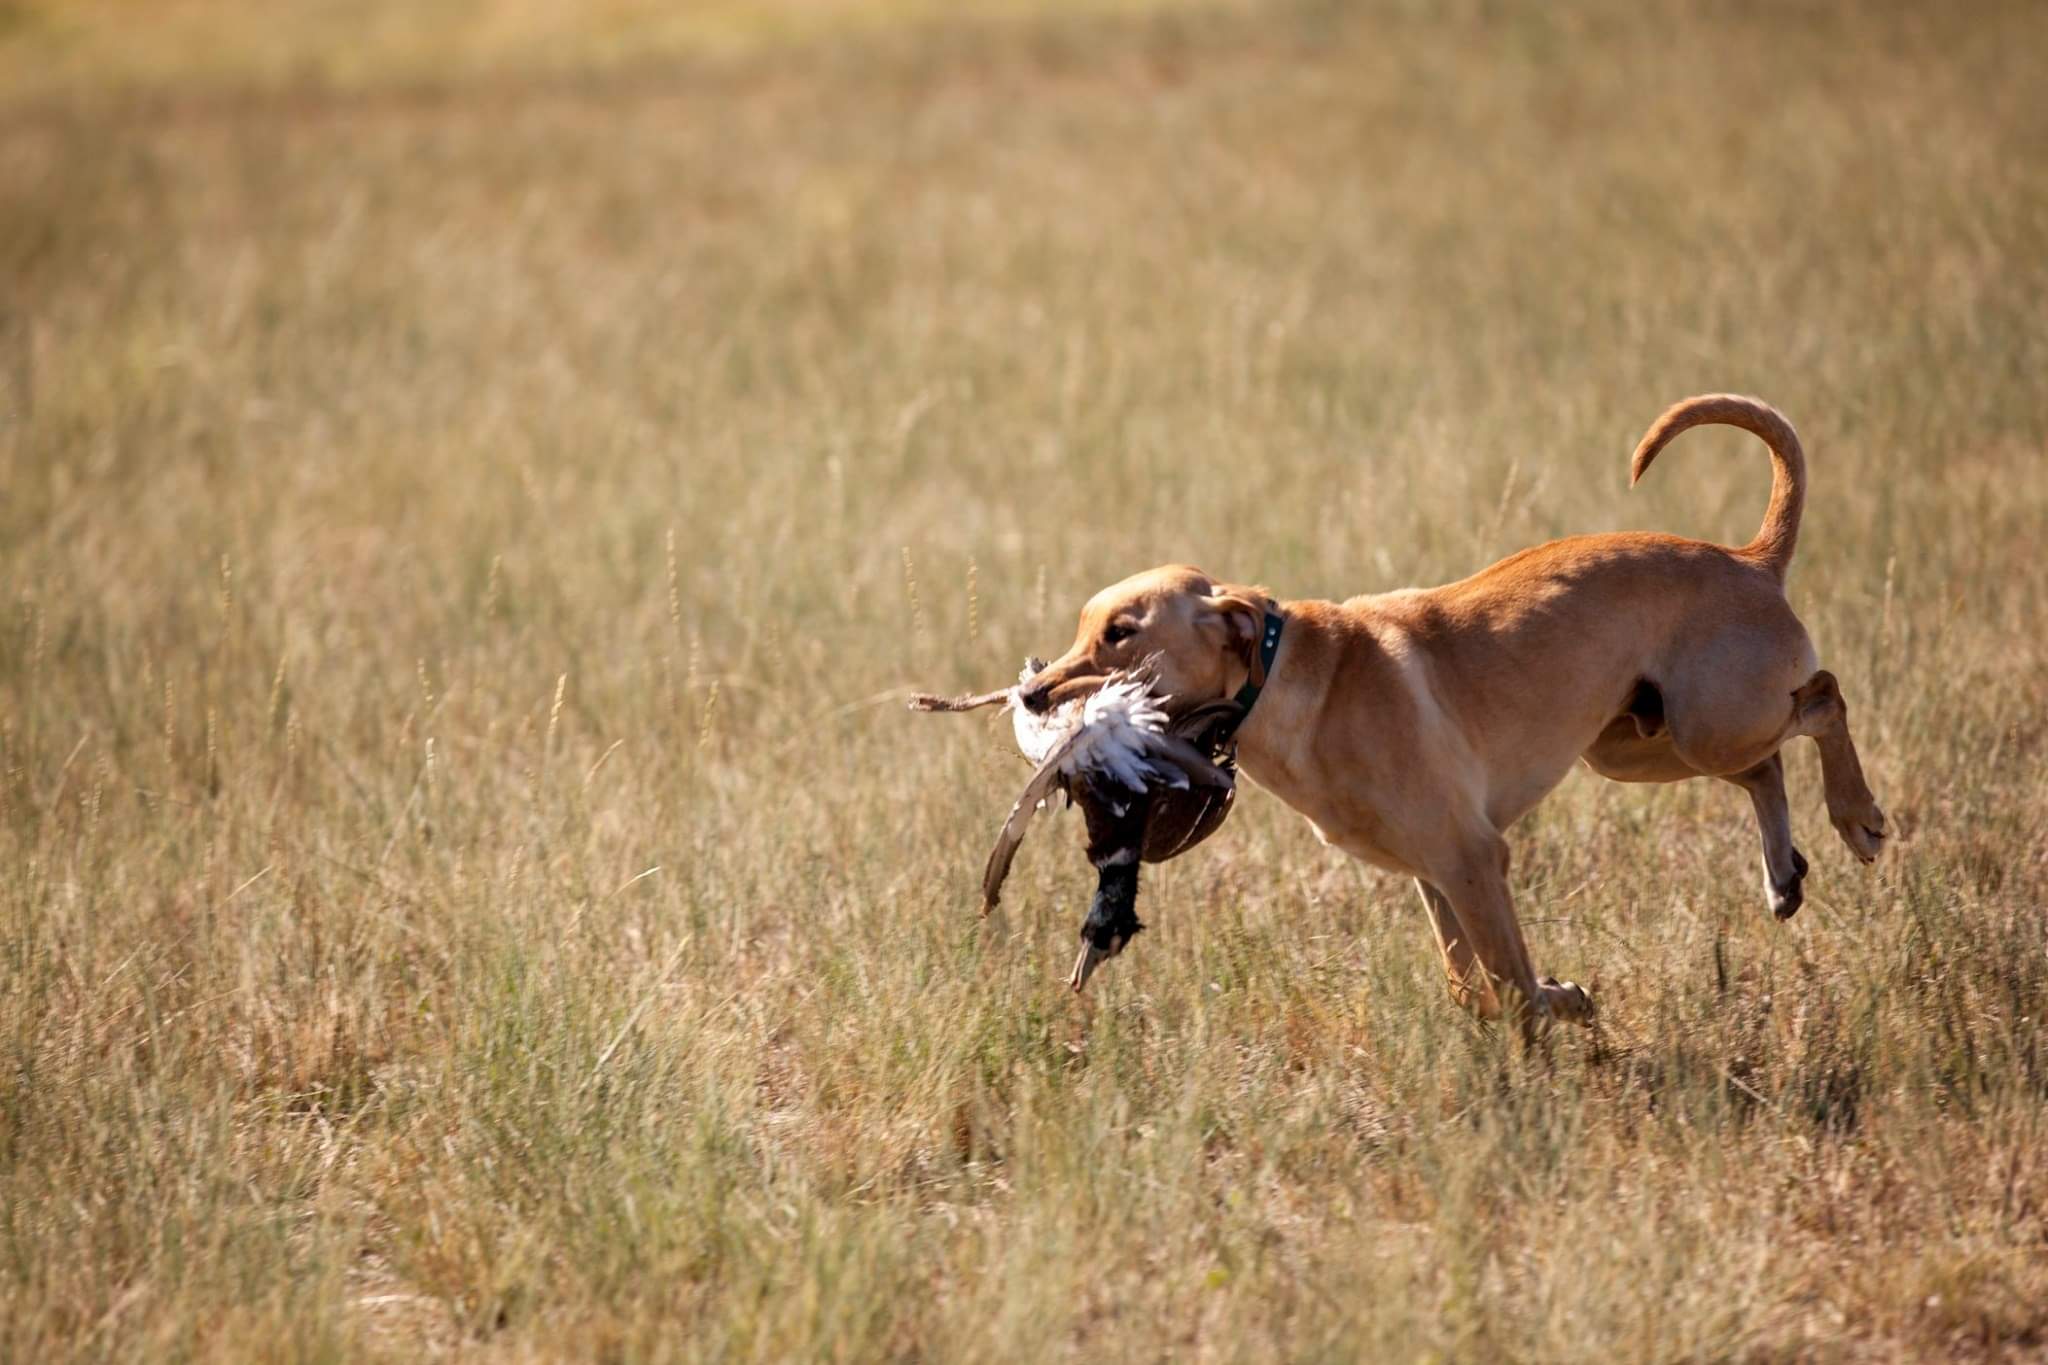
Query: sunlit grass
3 0 2046 1358
0 0 1231 99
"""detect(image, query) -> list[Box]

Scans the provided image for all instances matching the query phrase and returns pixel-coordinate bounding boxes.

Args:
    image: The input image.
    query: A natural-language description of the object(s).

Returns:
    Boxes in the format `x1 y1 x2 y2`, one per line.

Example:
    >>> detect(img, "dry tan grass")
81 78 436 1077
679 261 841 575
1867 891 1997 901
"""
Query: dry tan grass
4 0 2048 1359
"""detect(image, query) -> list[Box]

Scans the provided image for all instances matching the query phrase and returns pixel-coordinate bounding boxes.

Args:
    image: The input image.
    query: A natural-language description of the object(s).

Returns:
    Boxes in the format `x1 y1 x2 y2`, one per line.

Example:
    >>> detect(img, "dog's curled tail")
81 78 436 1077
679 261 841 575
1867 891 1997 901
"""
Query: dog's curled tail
1630 394 1806 583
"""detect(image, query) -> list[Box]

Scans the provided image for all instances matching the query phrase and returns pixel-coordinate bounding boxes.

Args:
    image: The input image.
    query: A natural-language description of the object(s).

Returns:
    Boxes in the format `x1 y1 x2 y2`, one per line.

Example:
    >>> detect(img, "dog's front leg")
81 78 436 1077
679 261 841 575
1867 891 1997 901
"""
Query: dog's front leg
1415 880 1501 1018
1431 835 1594 1040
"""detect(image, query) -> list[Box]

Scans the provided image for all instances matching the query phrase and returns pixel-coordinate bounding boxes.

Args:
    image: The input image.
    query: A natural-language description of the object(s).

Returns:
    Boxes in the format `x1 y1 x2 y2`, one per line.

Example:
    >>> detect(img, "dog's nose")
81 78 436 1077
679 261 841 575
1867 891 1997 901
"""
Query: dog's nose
1019 682 1055 714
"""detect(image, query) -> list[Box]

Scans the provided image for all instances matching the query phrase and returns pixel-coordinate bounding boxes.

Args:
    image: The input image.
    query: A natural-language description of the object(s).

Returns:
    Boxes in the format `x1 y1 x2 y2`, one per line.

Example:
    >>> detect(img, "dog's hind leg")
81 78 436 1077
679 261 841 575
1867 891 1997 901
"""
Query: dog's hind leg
1721 753 1809 919
1788 671 1888 863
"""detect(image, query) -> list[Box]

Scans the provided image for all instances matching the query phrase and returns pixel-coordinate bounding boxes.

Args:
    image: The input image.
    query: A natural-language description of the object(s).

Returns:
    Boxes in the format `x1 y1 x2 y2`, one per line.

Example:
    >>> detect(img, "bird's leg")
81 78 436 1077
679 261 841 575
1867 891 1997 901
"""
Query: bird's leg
1070 791 1152 991
907 686 1013 713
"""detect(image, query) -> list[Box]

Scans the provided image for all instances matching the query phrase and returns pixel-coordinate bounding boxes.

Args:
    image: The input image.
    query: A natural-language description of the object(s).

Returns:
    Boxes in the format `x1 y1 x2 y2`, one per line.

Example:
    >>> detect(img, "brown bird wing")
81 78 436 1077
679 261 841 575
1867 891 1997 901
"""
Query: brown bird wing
979 727 1085 914
1166 699 1246 753
1124 729 1235 789
1141 706 1242 861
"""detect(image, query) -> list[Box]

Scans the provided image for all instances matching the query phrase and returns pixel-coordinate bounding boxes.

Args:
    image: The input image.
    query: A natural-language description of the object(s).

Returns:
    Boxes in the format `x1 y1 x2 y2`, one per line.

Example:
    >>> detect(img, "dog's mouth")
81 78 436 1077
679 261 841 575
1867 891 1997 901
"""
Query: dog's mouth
1033 673 1111 713
1024 650 1173 714
1016 659 1106 714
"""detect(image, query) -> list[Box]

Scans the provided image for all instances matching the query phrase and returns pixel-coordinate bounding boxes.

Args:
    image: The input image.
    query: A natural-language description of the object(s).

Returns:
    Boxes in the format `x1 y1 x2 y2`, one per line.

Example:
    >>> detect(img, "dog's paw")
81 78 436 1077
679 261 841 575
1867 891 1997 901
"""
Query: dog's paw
1538 976 1596 1027
1767 847 1809 920
1832 804 1888 864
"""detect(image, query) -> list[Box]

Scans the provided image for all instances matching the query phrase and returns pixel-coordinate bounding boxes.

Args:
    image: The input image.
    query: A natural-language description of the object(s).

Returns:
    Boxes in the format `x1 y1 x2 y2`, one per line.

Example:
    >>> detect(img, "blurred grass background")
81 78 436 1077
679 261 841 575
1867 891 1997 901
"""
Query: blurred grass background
4 0 2047 1358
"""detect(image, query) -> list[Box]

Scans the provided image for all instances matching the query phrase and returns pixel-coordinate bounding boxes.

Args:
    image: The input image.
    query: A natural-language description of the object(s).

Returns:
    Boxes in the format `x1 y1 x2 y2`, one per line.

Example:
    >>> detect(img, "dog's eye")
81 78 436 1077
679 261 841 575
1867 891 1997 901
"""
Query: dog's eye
1103 622 1137 645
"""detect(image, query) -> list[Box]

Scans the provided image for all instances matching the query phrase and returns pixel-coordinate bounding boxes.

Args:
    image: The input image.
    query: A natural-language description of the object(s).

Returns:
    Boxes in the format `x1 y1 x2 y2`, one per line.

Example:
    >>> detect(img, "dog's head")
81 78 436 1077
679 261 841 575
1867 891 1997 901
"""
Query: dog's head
1018 565 1269 715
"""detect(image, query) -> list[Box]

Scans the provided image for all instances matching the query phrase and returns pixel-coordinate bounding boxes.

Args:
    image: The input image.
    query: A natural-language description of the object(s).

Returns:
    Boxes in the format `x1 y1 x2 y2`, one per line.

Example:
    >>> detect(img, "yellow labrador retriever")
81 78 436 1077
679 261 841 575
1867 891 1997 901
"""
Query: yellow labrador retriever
1018 395 1888 1031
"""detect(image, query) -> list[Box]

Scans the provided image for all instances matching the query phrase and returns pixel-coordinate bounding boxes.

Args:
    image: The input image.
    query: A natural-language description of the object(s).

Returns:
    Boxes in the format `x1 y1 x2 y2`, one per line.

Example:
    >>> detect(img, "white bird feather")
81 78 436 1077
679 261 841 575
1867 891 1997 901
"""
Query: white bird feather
1009 662 1190 799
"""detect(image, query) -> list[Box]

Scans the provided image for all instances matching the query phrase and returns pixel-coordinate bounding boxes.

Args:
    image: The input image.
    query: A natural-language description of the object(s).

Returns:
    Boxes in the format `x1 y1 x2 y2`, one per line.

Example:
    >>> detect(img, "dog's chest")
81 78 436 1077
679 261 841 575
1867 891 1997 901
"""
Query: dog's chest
1308 818 1416 875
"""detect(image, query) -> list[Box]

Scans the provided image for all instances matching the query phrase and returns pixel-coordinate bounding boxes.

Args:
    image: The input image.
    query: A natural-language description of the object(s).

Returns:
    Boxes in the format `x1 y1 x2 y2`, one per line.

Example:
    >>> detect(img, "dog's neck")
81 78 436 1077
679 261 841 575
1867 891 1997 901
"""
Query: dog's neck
1228 598 1340 782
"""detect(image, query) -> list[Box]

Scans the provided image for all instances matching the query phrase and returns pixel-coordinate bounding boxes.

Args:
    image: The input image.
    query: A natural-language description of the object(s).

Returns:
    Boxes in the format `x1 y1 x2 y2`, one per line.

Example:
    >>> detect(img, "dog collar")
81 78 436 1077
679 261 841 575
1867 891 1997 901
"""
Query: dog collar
1229 609 1285 721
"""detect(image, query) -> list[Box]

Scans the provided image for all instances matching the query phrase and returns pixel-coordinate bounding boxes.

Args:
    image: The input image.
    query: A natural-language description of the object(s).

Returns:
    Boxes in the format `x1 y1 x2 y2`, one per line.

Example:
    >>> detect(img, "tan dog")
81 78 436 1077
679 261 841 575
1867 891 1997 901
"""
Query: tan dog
1019 395 1888 1031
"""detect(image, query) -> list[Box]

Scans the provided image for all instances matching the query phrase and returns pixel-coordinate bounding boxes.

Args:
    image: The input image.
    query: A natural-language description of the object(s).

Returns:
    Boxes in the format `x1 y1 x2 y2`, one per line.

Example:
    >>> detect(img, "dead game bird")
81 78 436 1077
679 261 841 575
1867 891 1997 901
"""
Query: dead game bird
911 661 1241 990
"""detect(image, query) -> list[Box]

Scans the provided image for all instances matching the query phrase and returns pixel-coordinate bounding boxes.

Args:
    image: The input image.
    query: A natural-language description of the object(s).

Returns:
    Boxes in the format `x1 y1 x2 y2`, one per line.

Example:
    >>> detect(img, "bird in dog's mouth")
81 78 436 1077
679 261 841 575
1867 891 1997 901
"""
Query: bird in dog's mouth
911 660 1242 990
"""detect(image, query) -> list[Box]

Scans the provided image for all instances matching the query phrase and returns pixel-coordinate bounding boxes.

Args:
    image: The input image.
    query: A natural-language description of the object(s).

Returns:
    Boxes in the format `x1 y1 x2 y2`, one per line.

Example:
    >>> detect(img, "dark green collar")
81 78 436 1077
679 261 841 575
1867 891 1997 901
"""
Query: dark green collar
1230 610 1286 717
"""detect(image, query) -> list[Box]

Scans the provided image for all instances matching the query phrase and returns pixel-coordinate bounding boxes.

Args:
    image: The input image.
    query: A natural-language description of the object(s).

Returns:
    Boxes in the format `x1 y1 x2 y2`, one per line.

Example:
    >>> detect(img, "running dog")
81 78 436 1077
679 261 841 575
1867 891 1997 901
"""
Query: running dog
1015 395 1888 1031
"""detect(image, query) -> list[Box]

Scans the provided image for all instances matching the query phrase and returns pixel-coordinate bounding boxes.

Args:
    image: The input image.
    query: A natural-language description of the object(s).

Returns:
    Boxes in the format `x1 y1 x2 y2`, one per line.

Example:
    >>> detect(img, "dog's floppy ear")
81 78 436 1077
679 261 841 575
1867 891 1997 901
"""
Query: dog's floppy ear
1197 591 1265 680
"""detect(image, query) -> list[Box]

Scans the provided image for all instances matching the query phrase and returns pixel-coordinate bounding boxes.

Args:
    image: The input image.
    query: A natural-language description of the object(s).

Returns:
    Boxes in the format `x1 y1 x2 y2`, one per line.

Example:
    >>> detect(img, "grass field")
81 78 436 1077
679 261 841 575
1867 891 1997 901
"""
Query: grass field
5 0 2048 1358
